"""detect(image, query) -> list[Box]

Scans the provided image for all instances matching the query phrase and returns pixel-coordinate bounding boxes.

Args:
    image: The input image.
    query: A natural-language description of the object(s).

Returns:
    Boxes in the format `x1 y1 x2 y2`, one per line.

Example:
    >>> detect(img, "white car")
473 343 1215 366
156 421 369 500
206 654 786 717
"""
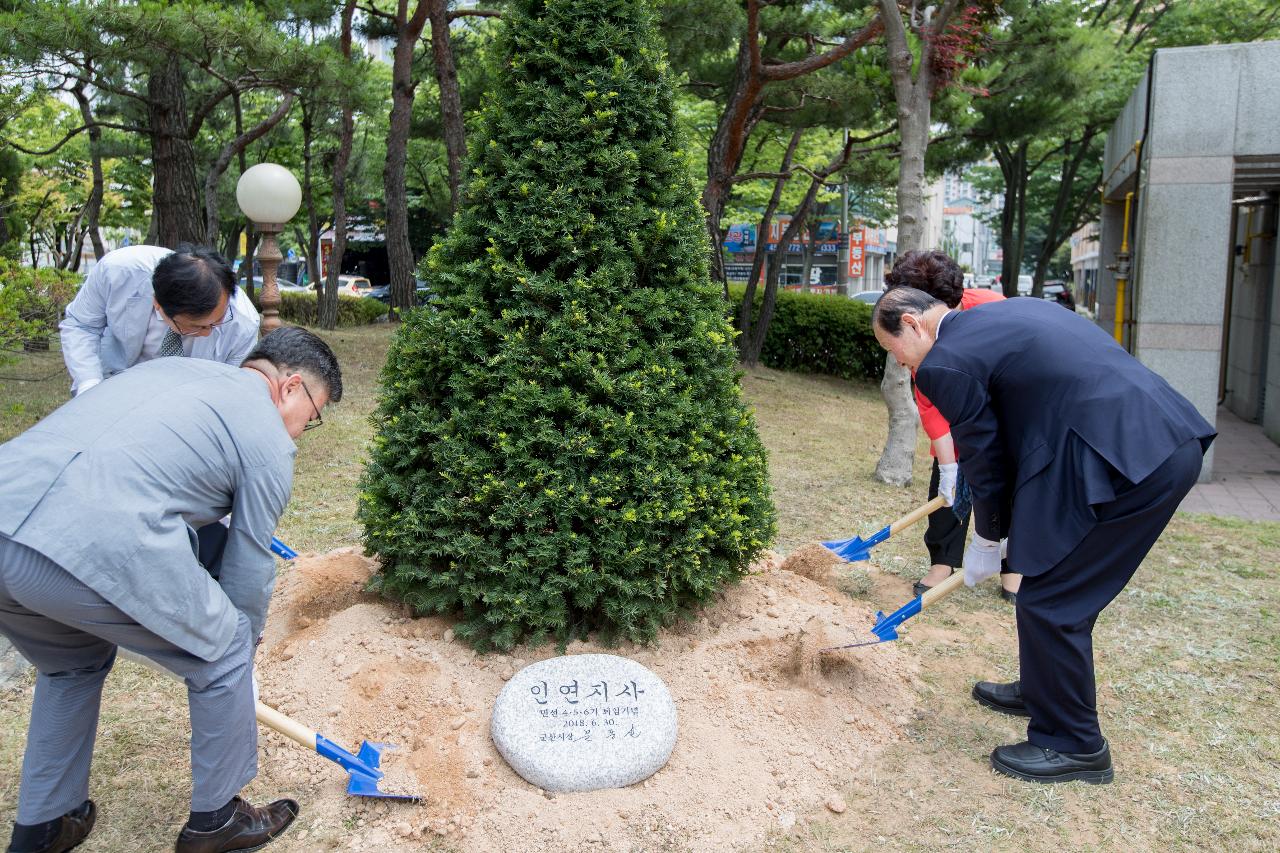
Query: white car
251 276 309 294
336 274 374 297
851 290 883 304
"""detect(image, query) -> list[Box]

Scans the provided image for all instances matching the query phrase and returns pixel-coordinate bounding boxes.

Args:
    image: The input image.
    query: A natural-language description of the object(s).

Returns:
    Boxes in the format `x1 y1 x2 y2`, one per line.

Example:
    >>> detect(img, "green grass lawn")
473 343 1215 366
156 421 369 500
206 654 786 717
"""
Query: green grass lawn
1 328 1277 851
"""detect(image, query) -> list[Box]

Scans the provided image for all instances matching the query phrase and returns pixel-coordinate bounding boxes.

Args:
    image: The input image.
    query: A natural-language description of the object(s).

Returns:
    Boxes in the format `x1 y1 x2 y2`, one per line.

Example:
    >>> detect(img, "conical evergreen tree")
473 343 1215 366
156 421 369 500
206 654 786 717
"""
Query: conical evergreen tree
359 0 775 650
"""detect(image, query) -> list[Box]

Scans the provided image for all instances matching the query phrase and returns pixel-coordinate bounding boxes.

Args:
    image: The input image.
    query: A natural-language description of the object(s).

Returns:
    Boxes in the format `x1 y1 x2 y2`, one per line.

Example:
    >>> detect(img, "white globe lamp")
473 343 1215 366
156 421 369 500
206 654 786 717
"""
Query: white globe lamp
236 163 303 334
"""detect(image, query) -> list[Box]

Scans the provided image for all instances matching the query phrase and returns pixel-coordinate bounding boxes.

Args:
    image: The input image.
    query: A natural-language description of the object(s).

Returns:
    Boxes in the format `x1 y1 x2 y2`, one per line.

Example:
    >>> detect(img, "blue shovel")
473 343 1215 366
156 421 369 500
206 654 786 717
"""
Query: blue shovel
119 643 418 801
821 570 967 650
269 537 297 560
253 704 419 801
821 476 972 562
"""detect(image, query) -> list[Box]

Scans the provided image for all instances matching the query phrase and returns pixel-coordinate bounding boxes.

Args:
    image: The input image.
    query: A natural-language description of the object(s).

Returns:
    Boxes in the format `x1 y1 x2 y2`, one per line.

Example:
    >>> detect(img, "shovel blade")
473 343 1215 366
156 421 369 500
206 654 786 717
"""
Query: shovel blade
344 741 421 801
819 634 887 652
346 770 420 801
820 536 872 562
822 524 891 563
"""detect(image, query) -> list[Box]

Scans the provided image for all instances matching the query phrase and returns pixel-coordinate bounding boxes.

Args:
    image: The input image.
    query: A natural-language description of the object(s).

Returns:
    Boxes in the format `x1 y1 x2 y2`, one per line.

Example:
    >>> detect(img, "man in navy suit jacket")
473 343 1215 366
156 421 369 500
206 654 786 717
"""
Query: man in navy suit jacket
873 287 1214 785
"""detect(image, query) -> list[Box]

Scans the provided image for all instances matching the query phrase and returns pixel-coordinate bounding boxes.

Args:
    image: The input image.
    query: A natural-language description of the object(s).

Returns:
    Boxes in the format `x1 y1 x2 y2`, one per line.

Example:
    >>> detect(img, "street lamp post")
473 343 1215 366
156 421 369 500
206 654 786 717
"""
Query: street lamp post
236 163 302 335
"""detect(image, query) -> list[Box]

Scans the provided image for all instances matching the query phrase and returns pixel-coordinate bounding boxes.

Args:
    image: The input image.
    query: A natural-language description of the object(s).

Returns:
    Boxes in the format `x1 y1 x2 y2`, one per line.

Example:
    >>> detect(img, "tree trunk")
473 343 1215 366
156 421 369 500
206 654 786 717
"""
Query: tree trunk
873 0 944 487
743 166 831 365
742 180 819 366
299 100 322 304
145 201 159 246
1031 129 1098 297
875 355 918 484
737 128 803 353
223 226 240 266
321 0 358 331
204 93 294 247
429 0 467 215
147 55 204 248
71 72 106 264
243 231 258 300
892 103 930 255
996 141 1028 297
384 1 431 317
799 216 817 293
702 29 766 289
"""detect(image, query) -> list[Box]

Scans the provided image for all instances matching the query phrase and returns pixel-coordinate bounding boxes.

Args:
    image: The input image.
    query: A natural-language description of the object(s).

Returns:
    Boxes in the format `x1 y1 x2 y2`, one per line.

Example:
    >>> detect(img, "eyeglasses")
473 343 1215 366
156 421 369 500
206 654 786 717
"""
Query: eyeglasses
171 303 235 337
300 380 324 431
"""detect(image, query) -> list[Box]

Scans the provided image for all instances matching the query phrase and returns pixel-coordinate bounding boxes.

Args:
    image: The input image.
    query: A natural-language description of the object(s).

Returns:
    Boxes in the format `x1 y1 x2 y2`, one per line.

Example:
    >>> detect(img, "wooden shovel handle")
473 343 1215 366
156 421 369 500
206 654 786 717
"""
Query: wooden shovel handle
889 495 947 536
920 569 966 608
254 701 317 750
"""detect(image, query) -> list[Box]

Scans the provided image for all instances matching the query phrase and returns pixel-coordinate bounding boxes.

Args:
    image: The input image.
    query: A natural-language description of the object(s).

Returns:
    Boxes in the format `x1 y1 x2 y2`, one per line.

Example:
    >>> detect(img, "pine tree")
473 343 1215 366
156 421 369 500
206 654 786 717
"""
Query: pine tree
359 0 775 651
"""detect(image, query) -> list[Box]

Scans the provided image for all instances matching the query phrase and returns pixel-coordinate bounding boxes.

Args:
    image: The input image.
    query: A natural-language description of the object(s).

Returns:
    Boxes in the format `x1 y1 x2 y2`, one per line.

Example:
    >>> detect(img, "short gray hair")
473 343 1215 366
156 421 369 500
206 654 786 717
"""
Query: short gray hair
873 287 943 335
242 326 343 402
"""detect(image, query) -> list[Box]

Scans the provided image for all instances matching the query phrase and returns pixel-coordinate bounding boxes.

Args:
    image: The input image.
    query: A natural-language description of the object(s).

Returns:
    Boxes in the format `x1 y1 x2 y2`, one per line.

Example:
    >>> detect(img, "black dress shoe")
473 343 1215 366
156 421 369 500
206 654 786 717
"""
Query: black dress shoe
913 568 955 597
174 797 298 853
6 800 96 853
971 680 1031 717
991 740 1114 785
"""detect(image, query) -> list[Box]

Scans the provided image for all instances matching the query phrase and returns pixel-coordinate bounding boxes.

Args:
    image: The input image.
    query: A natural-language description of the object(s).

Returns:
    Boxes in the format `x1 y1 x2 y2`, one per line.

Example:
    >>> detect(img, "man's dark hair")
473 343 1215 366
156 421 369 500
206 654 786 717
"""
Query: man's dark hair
873 286 944 335
884 250 964 308
152 244 236 318
243 326 343 403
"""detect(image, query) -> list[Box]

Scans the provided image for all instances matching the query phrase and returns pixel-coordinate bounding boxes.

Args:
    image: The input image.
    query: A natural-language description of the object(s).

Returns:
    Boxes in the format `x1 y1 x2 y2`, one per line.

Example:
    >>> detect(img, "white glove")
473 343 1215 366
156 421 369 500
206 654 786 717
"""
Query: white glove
938 462 959 506
74 378 102 396
963 533 1002 587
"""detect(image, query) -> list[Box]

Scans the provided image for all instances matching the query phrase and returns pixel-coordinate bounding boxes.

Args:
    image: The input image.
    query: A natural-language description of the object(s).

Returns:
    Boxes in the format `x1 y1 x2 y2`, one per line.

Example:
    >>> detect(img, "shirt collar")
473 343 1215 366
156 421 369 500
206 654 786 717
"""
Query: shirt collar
935 308 955 336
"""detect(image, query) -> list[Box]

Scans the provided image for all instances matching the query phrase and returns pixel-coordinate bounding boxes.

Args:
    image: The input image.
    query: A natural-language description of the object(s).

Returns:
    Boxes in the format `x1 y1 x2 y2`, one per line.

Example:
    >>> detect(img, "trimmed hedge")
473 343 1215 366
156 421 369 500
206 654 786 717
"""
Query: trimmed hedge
255 291 388 327
0 261 81 359
728 284 884 382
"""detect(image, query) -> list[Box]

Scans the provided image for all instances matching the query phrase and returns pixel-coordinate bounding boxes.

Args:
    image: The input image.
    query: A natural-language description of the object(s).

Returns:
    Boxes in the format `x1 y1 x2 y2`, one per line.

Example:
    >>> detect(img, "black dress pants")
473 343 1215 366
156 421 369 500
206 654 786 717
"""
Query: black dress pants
195 523 229 580
1016 437 1205 753
924 458 969 567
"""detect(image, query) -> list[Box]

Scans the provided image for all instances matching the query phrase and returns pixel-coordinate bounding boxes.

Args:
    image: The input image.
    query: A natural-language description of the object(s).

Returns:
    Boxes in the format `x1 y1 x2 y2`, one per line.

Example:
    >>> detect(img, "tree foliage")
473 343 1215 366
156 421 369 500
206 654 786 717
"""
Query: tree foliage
359 0 775 651
962 0 1280 296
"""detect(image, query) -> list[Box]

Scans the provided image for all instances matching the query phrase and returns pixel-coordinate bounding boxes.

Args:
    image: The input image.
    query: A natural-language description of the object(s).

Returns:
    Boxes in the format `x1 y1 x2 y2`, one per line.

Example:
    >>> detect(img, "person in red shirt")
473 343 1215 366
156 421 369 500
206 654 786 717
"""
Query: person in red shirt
882 251 1022 603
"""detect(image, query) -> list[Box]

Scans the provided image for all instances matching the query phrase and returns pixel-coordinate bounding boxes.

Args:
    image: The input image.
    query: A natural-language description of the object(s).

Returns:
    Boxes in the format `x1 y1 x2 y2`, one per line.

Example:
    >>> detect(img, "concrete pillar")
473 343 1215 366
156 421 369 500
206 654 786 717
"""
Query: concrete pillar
1225 204 1273 420
1096 193 1128 338
1126 46 1247 480
1261 195 1280 443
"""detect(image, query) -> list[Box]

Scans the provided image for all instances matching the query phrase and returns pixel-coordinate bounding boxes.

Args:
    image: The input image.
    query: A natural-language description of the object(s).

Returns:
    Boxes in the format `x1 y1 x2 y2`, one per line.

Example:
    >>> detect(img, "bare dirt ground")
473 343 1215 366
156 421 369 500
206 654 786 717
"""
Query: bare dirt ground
255 546 922 852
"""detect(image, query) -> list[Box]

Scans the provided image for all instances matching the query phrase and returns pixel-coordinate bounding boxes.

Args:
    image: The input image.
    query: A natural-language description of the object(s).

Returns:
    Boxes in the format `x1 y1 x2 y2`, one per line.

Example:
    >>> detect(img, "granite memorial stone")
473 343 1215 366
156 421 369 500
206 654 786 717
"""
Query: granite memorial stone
490 653 677 792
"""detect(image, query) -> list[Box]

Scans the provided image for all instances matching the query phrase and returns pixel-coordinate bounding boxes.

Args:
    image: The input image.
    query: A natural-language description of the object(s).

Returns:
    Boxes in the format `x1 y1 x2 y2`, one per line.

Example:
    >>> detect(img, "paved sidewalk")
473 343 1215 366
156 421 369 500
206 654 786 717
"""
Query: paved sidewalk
1179 407 1280 521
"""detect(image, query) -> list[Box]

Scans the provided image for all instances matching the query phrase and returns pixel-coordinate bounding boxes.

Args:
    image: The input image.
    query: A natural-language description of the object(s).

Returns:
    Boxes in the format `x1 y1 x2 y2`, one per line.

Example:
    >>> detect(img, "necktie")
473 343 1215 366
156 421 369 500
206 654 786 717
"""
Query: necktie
159 328 185 357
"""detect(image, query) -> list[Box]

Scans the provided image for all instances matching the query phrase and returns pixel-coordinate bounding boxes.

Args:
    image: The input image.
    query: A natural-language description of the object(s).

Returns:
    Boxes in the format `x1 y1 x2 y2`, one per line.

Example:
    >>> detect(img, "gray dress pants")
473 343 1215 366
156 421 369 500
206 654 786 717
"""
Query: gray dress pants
0 535 258 824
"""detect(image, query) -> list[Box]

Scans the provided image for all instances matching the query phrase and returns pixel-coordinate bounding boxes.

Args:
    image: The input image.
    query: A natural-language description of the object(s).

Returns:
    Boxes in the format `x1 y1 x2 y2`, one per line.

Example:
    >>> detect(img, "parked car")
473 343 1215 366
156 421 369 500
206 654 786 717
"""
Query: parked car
365 281 434 307
851 290 883 304
250 276 309 293
336 274 374 297
1042 280 1076 310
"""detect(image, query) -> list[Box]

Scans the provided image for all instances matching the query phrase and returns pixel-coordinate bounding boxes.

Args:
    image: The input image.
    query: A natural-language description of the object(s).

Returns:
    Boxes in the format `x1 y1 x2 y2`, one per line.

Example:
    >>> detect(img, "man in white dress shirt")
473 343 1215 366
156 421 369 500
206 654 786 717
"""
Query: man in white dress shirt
59 244 261 396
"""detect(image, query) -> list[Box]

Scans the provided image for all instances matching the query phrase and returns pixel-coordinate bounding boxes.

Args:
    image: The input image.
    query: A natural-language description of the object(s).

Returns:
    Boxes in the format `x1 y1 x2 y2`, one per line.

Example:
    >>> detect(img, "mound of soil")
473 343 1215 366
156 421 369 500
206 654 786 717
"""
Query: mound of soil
254 547 920 852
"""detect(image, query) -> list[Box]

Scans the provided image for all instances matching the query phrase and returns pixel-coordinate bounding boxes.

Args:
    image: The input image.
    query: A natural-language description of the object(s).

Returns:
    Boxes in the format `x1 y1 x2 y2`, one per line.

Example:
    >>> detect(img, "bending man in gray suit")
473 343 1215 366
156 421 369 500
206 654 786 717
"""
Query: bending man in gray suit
59 243 261 396
0 327 341 853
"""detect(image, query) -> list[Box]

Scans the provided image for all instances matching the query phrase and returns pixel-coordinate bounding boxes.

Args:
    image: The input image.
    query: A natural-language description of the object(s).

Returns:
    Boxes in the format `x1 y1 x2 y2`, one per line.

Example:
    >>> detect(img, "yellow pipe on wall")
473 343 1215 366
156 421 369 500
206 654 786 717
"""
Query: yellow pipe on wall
1113 191 1135 344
